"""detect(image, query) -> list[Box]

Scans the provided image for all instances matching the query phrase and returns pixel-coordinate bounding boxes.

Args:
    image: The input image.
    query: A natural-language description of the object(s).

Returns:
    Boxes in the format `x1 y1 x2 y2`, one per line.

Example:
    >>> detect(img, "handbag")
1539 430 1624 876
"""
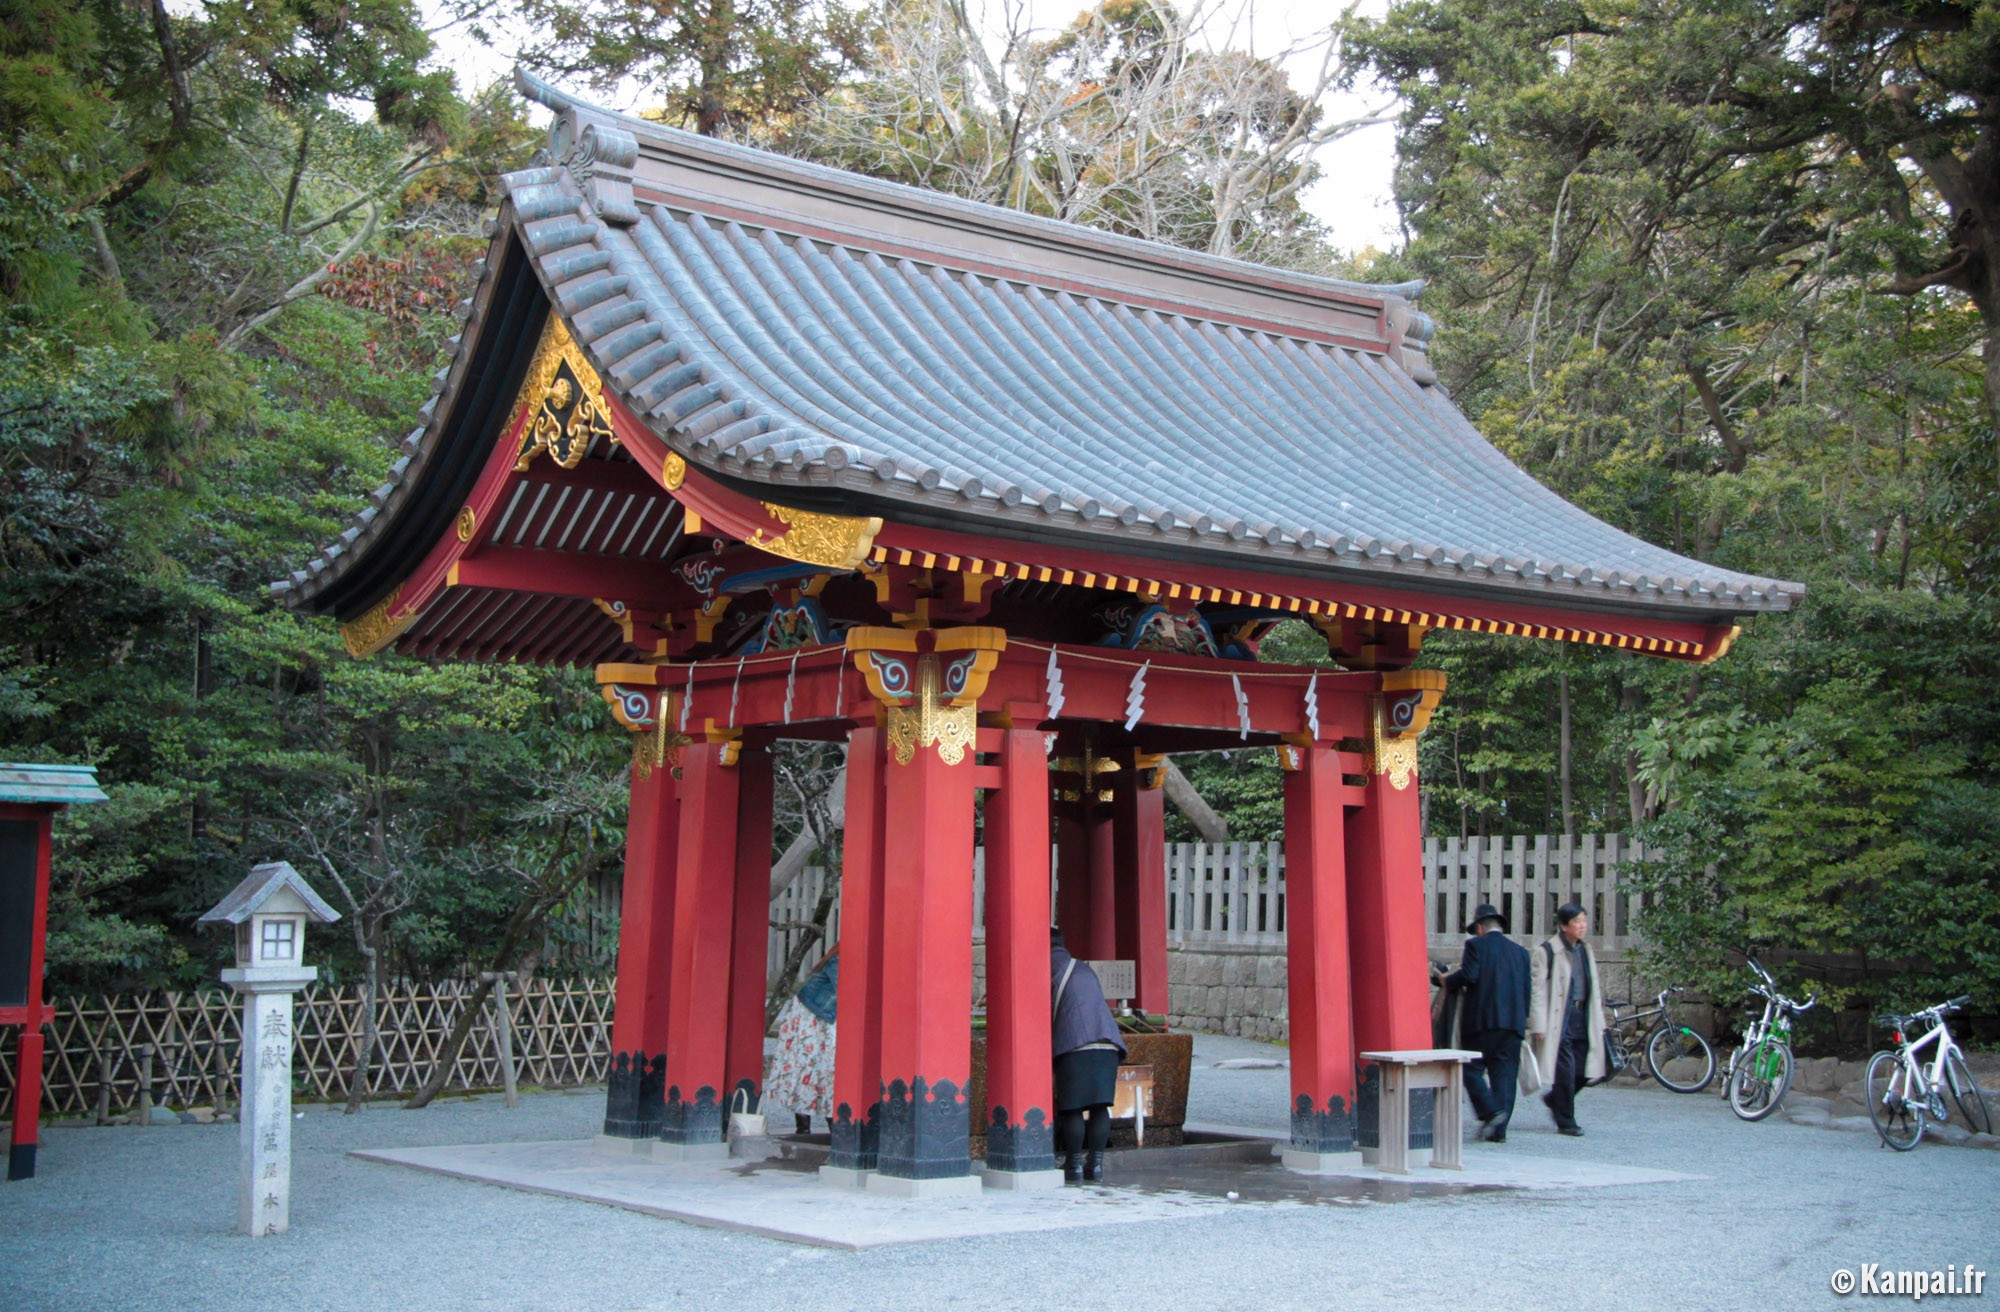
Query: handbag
1518 1044 1543 1095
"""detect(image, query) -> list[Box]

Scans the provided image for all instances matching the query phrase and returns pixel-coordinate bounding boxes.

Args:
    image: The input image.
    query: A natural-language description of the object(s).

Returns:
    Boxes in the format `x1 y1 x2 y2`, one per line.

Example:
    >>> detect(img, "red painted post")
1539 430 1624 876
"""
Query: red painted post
1345 733 1434 1156
659 740 741 1151
981 725 1056 1178
604 760 679 1139
1054 811 1097 954
827 723 887 1177
3 806 53 1181
1113 769 1169 1014
1281 745 1358 1165
871 731 978 1188
1085 806 1119 961
723 746 775 1116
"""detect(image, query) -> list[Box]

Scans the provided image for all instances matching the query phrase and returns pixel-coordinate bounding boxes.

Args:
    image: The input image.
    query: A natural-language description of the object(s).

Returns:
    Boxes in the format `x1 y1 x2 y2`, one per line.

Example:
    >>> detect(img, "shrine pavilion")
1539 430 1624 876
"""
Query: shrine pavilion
276 69 1803 1194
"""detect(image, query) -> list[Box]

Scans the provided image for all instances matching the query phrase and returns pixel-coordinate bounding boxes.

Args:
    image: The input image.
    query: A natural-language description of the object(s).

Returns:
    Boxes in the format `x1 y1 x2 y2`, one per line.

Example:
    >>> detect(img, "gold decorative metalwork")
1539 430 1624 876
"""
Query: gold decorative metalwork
512 316 613 472
1052 742 1122 803
662 451 687 490
748 503 883 571
455 506 478 543
884 656 978 766
1369 698 1420 790
339 588 416 659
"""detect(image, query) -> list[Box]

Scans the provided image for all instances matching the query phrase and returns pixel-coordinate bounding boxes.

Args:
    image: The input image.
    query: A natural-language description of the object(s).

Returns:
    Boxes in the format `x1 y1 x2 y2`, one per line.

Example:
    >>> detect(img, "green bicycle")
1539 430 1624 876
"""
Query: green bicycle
1720 957 1816 1122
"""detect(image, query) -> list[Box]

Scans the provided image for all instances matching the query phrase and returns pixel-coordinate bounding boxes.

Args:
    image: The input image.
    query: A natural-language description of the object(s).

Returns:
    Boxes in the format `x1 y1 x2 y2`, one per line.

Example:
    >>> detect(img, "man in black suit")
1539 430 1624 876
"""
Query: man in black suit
1432 902 1532 1143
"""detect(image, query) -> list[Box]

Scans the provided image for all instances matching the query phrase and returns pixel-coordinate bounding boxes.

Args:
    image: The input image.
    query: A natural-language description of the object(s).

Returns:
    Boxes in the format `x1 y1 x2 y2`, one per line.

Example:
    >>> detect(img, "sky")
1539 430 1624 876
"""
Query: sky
431 0 1404 250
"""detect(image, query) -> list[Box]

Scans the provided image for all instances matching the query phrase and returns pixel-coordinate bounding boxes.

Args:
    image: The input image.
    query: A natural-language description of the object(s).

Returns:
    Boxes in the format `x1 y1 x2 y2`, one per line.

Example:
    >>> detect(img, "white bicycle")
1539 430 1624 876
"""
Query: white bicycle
1866 995 1992 1150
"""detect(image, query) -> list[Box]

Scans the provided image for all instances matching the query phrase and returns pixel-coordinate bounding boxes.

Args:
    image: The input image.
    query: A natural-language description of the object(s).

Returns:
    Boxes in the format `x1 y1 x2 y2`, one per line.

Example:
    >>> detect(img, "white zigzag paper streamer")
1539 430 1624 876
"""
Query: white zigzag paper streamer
1304 673 1320 740
1044 647 1066 719
783 652 799 724
1124 661 1150 731
728 657 745 726
1232 672 1251 740
679 663 695 732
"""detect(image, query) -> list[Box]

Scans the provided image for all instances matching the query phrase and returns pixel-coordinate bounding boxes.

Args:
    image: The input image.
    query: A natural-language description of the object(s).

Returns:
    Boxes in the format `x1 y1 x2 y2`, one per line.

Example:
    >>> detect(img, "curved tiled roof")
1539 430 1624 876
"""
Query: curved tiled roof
277 73 1801 624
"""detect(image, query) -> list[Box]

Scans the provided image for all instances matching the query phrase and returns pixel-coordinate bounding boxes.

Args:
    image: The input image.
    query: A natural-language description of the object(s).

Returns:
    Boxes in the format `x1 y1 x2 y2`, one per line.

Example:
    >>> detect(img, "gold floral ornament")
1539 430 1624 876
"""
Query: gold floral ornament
883 657 978 766
1368 669 1447 789
339 588 416 659
748 502 882 571
846 627 1004 765
512 316 615 472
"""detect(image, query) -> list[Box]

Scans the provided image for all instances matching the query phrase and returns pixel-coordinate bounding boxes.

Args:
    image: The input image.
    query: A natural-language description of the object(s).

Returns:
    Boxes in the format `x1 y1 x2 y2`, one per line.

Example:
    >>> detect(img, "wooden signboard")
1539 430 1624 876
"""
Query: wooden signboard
0 819 38 1010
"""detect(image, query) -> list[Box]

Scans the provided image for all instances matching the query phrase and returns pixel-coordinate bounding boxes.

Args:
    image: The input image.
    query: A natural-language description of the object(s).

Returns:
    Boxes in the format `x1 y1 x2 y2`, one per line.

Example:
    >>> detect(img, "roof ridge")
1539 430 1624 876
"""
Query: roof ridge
511 65 1436 370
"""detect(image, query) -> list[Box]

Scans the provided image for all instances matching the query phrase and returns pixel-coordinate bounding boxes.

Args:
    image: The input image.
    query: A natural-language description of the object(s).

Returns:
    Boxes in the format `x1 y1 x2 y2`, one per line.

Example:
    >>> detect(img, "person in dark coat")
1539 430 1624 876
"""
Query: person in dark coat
1431 902 1531 1143
1050 929 1127 1183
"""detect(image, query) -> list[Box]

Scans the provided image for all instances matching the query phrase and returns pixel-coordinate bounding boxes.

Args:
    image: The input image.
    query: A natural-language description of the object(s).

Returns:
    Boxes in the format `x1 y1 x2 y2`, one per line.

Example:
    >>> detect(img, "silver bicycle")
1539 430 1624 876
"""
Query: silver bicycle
1866 995 1992 1150
1720 957 1816 1121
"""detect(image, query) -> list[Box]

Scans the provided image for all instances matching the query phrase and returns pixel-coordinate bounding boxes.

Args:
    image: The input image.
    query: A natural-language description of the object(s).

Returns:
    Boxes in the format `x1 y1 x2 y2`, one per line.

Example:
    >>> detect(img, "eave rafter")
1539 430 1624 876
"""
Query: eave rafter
339 312 887 663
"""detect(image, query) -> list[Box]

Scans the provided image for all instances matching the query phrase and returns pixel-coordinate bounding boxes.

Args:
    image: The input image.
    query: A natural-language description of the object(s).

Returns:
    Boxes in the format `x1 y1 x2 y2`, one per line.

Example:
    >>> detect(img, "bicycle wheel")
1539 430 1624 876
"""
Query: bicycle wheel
1728 1039 1792 1121
1866 1050 1925 1150
1944 1050 1993 1136
1646 1021 1716 1094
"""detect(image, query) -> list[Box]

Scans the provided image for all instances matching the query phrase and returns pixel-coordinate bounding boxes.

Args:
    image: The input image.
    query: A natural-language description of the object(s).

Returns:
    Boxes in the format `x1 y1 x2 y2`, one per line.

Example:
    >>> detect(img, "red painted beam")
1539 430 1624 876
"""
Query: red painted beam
451 547 684 608
869 521 1733 656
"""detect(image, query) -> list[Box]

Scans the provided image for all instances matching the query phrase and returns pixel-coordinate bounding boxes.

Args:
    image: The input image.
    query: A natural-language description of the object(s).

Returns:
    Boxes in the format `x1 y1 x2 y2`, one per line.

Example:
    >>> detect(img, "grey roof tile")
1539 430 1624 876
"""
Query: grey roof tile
280 78 1803 624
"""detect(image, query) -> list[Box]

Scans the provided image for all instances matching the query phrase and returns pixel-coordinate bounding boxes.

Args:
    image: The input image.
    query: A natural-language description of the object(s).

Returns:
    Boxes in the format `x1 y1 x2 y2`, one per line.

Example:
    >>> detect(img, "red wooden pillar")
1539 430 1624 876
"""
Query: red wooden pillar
1345 709 1436 1156
981 723 1057 1181
658 737 741 1153
1280 745 1358 1166
870 722 979 1192
603 757 679 1139
826 723 887 1178
1 805 57 1182
1112 760 1169 1015
723 746 775 1115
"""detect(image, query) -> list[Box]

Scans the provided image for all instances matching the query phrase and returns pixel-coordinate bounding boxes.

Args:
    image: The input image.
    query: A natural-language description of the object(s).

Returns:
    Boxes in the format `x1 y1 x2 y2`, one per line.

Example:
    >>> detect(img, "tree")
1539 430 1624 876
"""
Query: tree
1349 0 2000 1021
787 0 1387 263
517 0 871 136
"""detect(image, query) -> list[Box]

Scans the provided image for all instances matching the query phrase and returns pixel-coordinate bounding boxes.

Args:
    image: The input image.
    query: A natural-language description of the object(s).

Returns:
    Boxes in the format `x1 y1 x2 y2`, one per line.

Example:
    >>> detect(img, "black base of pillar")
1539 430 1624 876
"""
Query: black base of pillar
8 1142 35 1181
657 1084 723 1145
875 1077 971 1181
1355 1067 1436 1151
984 1106 1054 1173
828 1101 879 1171
1289 1094 1355 1154
602 1051 667 1139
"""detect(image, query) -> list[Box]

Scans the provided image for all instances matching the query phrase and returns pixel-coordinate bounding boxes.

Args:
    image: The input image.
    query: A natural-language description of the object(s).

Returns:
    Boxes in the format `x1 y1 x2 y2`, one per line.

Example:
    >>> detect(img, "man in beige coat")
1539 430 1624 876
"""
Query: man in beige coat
1527 902 1606 1136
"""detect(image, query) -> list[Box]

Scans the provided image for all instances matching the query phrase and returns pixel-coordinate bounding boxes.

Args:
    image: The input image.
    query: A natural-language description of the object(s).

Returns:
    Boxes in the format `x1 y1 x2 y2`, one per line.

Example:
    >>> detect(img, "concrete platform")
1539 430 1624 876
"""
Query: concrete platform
350 1134 1700 1250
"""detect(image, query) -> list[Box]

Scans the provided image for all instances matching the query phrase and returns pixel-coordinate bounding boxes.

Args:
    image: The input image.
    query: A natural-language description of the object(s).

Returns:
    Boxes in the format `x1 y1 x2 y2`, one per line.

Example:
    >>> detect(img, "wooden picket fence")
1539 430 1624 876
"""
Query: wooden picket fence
6 834 1644 1116
0 976 614 1118
1164 833 1649 953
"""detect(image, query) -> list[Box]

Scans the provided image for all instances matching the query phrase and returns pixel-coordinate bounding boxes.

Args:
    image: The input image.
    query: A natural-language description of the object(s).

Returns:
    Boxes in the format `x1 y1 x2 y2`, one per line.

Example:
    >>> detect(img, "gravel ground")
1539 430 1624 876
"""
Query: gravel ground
5 1033 1994 1312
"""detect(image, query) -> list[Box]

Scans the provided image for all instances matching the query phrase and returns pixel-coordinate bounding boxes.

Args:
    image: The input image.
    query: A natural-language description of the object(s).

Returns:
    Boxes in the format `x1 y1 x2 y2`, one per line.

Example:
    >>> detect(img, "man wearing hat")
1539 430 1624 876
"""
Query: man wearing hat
1431 902 1531 1142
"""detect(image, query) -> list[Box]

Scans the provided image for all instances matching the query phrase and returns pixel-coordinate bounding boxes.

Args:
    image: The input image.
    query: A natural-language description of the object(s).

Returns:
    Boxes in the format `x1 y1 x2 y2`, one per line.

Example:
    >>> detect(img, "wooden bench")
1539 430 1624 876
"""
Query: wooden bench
1359 1049 1482 1174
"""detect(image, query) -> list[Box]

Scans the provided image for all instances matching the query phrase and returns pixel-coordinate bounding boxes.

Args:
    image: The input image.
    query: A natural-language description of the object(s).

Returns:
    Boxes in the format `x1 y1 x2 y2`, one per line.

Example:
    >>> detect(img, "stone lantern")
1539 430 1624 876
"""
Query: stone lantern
199 861 339 1237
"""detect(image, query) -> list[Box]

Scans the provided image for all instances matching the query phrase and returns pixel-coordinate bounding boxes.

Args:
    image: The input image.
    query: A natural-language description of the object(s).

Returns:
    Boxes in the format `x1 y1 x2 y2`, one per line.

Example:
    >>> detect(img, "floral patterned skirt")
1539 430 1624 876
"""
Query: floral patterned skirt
765 996 836 1121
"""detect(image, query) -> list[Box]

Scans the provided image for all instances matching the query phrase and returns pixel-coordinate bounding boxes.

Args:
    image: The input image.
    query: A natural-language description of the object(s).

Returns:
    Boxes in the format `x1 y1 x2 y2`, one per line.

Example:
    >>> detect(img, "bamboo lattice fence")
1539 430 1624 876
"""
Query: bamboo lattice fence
0 976 614 1119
